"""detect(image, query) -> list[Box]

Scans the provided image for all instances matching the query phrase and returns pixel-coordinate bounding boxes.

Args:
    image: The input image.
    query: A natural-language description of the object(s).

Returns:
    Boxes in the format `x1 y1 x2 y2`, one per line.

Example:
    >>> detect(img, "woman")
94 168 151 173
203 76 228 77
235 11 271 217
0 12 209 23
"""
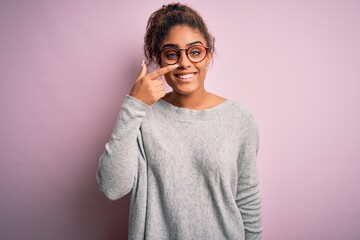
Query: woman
97 3 262 240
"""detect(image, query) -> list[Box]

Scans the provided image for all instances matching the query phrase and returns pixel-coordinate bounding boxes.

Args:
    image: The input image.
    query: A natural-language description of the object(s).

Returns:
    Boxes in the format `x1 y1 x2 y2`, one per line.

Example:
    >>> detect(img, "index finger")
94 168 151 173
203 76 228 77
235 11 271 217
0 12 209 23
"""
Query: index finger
147 64 179 80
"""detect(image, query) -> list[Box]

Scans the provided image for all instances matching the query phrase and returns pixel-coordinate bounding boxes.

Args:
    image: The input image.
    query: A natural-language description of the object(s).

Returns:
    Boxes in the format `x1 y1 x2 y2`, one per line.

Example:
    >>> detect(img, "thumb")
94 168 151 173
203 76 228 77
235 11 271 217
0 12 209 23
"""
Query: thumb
136 60 147 81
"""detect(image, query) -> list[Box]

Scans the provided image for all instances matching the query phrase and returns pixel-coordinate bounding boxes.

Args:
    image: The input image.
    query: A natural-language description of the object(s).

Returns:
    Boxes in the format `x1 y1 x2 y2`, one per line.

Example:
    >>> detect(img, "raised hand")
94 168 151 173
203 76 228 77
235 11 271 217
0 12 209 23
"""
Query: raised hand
129 61 179 106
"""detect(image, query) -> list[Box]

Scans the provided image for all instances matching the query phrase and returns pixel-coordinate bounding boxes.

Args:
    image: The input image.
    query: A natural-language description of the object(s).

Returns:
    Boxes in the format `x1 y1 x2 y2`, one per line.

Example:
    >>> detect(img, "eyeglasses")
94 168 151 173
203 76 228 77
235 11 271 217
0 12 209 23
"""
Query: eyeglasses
159 45 209 65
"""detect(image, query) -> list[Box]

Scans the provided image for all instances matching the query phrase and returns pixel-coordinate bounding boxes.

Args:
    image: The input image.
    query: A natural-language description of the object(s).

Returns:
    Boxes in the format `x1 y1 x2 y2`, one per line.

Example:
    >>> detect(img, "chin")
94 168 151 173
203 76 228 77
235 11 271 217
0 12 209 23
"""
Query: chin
169 83 204 96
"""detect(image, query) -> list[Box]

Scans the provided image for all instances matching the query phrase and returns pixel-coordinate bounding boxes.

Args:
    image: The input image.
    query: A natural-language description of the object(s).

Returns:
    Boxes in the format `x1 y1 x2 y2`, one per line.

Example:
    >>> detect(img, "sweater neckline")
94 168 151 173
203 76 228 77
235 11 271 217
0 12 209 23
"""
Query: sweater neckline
157 98 231 121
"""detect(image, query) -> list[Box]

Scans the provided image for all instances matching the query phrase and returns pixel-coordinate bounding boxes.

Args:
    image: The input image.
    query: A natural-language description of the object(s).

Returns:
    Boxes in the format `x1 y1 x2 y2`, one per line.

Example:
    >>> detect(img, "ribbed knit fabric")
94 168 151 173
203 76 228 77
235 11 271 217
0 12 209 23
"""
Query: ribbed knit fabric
97 95 262 240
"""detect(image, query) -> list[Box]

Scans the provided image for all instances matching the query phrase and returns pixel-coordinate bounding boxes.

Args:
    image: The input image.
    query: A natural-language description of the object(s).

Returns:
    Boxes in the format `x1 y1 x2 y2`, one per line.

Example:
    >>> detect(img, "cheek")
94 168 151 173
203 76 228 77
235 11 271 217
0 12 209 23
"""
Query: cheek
197 56 210 72
163 72 175 85
196 63 208 77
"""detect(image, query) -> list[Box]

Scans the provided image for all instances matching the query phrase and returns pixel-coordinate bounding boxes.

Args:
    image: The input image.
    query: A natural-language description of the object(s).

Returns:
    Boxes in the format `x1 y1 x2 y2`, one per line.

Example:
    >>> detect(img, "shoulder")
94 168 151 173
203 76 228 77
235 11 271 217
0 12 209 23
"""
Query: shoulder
223 101 260 153
226 99 256 121
209 93 254 118
224 99 258 135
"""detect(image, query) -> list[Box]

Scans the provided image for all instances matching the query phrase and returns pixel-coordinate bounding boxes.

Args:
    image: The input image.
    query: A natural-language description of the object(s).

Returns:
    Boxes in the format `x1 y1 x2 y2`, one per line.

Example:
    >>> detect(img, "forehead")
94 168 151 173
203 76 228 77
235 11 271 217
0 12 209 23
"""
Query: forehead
162 25 206 48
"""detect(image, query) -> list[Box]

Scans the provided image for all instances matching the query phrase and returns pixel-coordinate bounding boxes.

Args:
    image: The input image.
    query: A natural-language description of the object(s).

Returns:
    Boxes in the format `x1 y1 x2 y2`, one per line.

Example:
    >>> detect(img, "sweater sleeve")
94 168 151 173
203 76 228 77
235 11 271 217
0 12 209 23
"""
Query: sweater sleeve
236 111 263 240
96 95 150 200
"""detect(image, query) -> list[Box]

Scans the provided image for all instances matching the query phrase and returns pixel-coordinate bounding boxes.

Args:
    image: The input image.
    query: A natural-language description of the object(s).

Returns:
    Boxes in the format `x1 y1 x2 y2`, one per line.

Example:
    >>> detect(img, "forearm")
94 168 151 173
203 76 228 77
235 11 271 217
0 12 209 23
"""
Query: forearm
237 179 262 239
96 95 149 200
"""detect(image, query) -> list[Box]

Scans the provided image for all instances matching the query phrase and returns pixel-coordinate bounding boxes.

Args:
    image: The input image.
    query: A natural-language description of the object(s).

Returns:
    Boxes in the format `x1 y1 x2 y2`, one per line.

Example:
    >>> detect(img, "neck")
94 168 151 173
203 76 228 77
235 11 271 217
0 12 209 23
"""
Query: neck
167 90 210 110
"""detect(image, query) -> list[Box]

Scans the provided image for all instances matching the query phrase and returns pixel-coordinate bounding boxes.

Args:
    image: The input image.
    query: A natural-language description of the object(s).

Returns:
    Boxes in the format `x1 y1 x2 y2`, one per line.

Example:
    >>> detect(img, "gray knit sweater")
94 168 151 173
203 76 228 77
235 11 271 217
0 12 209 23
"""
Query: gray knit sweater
97 95 262 240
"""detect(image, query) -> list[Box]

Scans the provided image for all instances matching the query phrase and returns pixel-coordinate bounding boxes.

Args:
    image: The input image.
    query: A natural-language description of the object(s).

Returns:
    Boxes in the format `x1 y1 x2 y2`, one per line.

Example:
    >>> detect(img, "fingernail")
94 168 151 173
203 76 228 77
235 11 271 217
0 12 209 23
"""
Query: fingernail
141 60 145 67
172 64 179 69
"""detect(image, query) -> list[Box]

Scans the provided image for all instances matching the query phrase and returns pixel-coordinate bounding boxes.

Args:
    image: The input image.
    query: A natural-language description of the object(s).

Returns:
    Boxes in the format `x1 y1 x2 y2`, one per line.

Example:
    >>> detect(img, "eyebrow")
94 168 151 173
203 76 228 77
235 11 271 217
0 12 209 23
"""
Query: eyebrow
162 41 204 49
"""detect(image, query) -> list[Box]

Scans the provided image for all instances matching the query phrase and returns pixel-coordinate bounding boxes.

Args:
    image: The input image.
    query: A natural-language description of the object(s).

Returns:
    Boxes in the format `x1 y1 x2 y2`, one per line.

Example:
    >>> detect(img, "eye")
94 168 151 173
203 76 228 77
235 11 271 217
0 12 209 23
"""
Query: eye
162 49 179 60
166 52 178 59
189 47 203 57
190 50 200 56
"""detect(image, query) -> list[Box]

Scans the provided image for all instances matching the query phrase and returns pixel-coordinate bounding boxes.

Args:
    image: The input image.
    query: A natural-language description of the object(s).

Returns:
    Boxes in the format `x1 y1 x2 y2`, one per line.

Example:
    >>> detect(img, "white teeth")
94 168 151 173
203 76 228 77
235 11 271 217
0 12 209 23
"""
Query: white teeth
177 73 194 79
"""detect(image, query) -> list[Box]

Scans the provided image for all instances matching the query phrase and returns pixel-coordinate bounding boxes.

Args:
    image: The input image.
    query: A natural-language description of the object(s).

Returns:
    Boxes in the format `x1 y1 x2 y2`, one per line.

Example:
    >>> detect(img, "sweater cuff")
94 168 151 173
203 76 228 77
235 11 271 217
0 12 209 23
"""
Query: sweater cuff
123 95 151 111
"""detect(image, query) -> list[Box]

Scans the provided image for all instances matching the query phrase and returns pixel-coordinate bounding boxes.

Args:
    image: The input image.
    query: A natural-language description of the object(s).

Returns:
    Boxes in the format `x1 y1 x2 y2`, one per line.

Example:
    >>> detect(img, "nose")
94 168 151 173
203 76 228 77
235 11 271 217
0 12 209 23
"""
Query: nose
177 50 192 68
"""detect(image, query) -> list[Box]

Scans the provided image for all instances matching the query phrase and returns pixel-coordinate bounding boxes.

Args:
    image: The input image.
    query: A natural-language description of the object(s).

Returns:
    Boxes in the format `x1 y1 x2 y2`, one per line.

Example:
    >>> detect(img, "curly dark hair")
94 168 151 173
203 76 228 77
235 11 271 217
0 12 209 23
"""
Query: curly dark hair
144 3 215 65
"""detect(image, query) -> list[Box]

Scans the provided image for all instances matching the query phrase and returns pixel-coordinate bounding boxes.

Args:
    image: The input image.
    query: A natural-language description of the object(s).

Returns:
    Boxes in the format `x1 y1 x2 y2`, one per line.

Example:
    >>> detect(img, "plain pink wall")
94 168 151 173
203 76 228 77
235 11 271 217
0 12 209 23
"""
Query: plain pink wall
1 0 359 239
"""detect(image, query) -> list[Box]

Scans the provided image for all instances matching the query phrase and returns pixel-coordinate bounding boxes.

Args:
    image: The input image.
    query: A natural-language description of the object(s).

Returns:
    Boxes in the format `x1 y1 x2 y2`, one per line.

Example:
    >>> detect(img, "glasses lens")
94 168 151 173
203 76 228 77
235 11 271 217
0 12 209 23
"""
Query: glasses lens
161 48 179 65
187 45 207 63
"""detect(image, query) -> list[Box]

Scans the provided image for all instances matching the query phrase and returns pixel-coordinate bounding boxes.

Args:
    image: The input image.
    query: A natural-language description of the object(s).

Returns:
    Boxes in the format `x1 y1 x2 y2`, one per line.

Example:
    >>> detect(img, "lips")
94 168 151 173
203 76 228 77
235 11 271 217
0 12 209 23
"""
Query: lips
176 73 194 79
174 72 197 82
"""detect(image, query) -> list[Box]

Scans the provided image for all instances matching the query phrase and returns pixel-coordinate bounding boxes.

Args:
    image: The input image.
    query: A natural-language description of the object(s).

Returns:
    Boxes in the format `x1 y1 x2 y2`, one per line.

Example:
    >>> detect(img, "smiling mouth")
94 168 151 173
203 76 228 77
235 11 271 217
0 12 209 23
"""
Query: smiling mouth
174 73 196 81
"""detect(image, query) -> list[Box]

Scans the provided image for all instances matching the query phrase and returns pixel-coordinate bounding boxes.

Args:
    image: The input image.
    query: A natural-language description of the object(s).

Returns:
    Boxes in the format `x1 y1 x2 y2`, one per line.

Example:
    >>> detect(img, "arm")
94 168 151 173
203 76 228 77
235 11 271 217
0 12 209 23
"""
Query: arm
236 112 262 240
96 95 149 200
97 63 179 200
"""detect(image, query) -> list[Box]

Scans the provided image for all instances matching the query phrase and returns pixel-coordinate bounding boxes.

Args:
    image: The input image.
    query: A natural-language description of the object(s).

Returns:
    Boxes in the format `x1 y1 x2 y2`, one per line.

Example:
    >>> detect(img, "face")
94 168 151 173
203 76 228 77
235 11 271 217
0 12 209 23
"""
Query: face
160 25 211 96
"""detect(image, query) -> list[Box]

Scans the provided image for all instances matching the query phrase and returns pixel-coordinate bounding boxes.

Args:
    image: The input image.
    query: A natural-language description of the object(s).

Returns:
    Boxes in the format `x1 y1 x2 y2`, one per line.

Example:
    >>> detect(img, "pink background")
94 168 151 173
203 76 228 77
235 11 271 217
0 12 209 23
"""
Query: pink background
1 0 359 239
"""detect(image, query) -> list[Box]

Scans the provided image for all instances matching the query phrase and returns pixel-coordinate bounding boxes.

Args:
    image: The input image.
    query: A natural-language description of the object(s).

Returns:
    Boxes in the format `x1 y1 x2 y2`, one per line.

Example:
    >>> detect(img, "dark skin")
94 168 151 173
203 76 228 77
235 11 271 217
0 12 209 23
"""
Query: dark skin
130 25 225 109
129 62 178 106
